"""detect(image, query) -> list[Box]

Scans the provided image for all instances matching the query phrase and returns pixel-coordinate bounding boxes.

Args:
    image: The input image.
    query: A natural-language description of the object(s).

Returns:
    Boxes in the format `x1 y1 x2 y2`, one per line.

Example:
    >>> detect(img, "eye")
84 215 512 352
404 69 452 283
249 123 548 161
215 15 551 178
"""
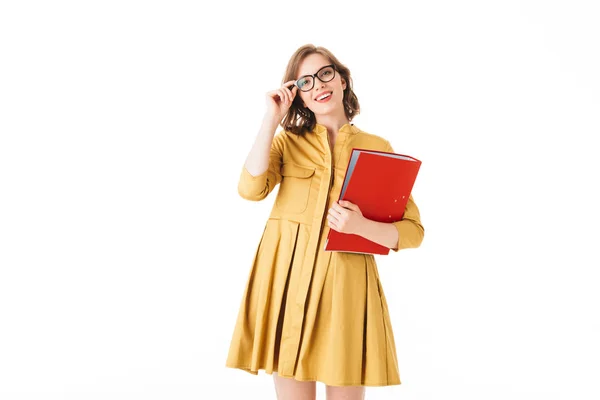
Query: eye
298 78 311 87
318 68 333 78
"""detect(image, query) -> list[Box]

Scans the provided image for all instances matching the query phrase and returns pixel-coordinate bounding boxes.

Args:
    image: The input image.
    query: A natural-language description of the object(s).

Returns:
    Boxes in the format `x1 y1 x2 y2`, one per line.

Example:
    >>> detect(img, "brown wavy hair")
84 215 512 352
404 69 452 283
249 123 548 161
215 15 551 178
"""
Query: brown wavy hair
280 44 360 136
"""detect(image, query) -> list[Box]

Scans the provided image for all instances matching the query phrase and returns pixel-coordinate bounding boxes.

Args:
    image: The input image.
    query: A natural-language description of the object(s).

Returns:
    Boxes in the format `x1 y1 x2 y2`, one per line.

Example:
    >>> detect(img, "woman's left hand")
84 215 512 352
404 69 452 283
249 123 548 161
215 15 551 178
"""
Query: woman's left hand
327 200 365 235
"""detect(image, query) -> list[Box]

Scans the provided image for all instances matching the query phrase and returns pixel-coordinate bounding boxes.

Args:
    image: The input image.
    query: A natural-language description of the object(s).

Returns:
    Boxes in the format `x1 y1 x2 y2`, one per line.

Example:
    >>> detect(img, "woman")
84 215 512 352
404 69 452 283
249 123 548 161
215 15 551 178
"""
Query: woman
225 44 424 400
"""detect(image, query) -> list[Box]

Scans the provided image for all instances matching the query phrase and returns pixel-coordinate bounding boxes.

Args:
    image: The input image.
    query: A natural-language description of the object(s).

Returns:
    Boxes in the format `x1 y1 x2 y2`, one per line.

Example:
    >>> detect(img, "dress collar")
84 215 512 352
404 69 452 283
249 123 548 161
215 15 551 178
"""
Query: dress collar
314 123 359 135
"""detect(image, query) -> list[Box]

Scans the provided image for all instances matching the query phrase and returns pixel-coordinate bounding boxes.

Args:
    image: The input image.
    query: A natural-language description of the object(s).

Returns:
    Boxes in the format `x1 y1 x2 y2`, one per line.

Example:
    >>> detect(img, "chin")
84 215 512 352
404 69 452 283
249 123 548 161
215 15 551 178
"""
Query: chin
313 99 336 109
315 104 339 115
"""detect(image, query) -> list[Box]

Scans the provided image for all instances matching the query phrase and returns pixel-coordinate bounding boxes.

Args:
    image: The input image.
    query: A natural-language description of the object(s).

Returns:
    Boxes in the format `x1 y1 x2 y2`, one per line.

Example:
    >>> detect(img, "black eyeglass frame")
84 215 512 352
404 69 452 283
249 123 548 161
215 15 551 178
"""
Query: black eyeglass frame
294 64 337 92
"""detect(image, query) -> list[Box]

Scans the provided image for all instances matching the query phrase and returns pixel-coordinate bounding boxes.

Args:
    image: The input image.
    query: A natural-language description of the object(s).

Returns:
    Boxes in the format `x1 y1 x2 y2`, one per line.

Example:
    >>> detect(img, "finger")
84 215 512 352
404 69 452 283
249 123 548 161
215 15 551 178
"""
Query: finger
281 88 291 104
329 207 342 219
283 80 297 91
277 89 286 104
283 86 294 103
288 86 298 103
331 202 345 213
328 219 338 230
338 200 355 210
285 82 298 90
327 212 340 223
267 89 283 101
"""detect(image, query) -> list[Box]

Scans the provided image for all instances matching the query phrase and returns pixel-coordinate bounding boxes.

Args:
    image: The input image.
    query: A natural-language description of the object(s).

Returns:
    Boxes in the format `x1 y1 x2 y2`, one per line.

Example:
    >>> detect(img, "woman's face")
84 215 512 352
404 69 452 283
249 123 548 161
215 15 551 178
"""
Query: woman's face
295 53 346 117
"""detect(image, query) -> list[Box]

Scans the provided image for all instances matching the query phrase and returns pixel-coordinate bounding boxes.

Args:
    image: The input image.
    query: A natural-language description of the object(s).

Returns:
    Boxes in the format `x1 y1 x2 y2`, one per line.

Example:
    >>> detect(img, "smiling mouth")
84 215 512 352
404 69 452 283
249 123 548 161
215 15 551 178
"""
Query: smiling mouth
315 92 332 102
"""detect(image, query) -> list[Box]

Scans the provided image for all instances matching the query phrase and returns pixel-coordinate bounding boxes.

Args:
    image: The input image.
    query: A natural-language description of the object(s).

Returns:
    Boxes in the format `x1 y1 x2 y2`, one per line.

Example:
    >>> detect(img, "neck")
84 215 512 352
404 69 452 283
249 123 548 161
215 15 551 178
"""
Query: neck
315 111 349 135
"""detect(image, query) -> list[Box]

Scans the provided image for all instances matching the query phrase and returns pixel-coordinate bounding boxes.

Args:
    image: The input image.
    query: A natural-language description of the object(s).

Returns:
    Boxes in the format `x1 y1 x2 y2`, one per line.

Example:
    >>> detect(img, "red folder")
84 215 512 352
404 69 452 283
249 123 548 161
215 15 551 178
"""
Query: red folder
324 148 421 255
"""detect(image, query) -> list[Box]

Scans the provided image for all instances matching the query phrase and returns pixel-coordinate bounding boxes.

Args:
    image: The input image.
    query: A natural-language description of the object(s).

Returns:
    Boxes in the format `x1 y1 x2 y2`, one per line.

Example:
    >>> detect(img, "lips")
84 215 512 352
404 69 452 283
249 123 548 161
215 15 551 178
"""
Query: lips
315 91 332 102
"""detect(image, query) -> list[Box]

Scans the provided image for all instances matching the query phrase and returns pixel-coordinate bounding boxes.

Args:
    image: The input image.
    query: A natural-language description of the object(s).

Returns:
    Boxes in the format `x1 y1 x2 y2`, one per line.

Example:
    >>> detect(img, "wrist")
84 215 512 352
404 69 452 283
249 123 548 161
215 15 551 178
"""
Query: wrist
263 112 282 127
354 215 371 236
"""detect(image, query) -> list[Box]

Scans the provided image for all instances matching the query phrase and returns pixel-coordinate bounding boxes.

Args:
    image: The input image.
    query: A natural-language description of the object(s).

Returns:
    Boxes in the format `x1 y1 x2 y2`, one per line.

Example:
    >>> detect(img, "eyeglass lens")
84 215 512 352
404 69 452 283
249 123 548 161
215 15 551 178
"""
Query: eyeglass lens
297 66 335 92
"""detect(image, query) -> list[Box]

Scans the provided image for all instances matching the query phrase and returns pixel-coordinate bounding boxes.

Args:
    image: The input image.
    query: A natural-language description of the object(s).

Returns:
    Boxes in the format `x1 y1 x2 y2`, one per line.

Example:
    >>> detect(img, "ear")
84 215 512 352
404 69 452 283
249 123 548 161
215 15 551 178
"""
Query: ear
342 78 347 91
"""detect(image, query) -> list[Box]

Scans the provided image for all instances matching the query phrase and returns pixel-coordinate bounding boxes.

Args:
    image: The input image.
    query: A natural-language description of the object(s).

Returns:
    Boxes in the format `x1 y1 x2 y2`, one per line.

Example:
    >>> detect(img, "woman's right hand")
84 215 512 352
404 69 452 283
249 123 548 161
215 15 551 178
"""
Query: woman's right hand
265 80 298 122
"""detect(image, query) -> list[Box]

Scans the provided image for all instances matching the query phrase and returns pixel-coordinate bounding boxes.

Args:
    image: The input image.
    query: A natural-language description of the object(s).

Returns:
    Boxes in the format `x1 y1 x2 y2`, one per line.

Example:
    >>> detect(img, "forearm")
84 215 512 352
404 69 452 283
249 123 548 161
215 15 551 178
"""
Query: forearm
244 113 280 177
355 218 400 251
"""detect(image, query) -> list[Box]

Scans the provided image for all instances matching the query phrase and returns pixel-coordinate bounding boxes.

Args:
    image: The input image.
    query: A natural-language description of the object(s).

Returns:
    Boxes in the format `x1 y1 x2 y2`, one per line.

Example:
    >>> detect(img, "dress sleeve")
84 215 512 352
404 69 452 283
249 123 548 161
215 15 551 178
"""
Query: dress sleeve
237 131 284 201
384 140 425 252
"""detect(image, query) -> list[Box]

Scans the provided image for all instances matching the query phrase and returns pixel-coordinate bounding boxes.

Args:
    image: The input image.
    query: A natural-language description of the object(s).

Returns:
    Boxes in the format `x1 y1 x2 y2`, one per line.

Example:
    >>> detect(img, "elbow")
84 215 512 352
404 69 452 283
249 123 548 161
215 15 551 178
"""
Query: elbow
237 183 268 201
409 223 425 249
237 166 271 201
393 220 425 251
393 195 425 251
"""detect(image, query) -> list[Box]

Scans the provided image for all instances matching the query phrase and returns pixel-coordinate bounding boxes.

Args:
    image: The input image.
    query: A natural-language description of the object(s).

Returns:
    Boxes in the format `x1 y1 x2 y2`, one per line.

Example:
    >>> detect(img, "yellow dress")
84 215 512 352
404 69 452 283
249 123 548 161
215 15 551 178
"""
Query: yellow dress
225 123 424 387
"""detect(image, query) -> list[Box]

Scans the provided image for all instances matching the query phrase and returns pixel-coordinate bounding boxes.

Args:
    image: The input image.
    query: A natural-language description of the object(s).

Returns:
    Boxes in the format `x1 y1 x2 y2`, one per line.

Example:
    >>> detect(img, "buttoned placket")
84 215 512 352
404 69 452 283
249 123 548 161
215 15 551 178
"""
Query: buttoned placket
278 125 351 376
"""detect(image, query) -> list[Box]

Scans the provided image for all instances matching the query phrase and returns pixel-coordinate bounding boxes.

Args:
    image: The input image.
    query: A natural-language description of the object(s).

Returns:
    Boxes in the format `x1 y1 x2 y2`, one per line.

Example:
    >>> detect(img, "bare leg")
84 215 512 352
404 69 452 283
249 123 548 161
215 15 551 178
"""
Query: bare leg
325 384 365 400
272 371 316 400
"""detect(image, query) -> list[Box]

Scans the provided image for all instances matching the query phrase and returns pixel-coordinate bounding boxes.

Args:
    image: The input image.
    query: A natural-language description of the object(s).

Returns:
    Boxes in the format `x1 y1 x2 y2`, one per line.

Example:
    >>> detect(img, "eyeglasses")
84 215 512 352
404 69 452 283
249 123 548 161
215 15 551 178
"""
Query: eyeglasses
294 64 336 92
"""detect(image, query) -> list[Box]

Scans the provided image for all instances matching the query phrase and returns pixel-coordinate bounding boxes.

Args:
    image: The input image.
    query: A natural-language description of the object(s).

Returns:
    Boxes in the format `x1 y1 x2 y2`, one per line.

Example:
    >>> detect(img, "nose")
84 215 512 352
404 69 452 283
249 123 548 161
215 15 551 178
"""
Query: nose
313 77 326 91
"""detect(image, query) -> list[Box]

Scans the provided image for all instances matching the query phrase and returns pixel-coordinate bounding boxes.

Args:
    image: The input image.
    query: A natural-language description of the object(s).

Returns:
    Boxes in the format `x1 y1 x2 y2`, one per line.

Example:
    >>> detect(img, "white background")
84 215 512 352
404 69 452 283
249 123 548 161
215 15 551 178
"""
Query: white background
1 1 599 399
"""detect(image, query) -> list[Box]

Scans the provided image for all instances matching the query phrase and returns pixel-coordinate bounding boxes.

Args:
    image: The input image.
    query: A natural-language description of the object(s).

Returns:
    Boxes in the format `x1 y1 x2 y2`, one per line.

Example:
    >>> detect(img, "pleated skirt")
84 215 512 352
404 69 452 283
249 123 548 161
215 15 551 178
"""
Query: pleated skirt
225 218 401 387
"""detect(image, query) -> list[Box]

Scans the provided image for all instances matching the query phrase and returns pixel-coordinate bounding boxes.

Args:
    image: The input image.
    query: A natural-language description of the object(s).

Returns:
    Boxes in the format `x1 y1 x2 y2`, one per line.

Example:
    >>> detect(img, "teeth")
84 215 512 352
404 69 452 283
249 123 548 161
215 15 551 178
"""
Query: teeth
317 92 331 101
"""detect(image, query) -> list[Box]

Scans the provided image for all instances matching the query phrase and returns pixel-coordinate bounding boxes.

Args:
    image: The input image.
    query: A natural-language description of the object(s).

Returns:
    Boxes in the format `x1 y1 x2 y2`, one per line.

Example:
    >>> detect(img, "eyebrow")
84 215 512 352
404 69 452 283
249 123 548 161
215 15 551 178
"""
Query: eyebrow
297 65 331 78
